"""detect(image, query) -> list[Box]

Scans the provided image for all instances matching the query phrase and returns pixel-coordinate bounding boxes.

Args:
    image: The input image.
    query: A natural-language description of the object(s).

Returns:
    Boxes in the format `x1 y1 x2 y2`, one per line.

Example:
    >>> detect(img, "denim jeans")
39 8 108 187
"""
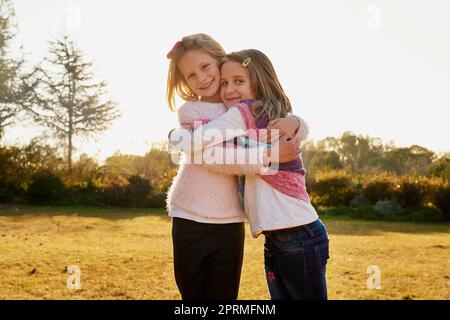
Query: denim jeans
263 219 330 300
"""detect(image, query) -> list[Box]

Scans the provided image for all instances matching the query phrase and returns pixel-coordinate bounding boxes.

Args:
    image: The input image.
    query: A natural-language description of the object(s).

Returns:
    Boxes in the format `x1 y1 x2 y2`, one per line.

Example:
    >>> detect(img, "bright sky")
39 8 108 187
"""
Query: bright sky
5 0 450 161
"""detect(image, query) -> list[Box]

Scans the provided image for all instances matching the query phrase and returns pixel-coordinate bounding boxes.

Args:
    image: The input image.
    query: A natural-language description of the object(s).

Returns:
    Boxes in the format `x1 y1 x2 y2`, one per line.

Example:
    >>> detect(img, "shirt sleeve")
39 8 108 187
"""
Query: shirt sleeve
169 107 247 153
201 144 270 176
292 114 309 143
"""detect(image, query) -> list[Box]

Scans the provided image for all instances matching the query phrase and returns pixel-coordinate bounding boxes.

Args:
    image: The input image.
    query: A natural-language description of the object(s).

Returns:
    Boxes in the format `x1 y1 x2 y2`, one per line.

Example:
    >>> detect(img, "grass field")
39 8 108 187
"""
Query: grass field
0 204 449 300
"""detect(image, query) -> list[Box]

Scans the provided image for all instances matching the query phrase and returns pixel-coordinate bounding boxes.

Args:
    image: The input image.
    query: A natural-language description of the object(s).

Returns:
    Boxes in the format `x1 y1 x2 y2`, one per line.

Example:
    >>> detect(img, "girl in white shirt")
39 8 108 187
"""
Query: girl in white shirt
170 49 330 300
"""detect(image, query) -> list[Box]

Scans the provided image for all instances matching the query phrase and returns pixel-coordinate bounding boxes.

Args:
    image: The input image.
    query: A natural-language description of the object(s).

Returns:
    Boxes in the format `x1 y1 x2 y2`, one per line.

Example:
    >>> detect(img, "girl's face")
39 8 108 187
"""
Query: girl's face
220 61 256 108
177 49 221 102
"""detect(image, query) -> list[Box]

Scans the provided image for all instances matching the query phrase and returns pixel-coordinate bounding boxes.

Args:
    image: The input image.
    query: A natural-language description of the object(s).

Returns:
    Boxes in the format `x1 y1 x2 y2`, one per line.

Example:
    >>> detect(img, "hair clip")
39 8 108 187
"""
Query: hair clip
242 57 251 67
167 41 182 59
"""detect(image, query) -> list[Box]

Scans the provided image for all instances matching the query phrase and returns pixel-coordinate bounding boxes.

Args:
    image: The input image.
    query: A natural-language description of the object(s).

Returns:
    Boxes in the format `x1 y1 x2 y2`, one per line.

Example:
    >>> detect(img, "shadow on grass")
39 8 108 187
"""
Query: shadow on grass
321 215 450 236
0 203 168 221
1 203 449 236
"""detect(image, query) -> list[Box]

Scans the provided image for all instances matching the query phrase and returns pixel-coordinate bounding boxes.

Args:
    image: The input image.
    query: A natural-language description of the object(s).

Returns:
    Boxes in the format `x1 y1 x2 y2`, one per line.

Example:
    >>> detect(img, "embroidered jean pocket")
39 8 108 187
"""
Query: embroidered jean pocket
314 241 330 274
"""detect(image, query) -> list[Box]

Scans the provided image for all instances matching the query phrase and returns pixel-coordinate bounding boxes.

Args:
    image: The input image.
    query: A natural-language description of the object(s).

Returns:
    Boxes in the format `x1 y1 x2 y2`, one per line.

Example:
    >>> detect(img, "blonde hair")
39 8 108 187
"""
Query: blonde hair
166 33 226 111
221 49 292 120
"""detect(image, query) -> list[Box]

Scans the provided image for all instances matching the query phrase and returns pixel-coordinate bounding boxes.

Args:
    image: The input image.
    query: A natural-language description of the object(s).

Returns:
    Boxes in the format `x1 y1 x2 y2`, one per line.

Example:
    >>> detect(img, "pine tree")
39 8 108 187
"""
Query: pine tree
0 0 23 140
23 35 120 171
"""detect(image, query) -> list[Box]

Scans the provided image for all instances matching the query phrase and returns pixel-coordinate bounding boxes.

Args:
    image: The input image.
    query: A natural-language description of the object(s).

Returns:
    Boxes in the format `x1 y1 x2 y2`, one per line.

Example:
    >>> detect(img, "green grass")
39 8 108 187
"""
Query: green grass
0 204 449 300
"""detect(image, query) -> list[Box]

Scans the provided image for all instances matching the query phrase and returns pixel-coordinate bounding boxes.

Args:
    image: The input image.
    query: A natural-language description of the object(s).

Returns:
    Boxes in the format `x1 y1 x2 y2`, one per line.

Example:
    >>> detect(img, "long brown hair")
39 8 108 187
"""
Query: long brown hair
221 49 292 120
166 33 225 111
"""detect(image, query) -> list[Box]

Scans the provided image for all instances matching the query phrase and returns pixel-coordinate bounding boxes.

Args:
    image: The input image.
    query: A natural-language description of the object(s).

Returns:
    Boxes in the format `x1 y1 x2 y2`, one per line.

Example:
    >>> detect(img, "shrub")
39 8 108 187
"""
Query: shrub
362 174 397 204
350 205 380 220
433 184 450 221
350 194 370 208
374 199 404 217
100 185 128 207
26 171 65 204
410 207 444 223
125 175 154 207
395 177 429 208
97 175 155 208
0 180 25 203
323 206 350 216
309 171 358 206
0 147 26 202
58 183 103 207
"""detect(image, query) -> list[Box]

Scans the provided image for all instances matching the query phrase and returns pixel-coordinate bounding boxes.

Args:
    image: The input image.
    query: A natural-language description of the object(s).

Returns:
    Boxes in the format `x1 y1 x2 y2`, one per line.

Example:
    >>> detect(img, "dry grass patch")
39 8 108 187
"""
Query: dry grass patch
0 204 449 299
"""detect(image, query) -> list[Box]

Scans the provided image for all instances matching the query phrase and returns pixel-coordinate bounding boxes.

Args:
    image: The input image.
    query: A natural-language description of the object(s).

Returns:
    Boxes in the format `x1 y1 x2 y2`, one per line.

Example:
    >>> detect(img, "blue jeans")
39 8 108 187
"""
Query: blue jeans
263 219 330 300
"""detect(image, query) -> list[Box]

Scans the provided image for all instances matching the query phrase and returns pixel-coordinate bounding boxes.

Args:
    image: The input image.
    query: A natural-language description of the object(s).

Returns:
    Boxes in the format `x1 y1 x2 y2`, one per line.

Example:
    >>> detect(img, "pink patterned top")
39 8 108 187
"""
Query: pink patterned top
234 101 311 203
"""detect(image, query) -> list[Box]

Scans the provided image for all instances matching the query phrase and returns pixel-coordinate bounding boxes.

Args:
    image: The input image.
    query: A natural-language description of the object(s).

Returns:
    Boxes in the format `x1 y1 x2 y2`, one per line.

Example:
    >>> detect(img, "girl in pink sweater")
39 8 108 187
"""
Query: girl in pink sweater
165 34 302 300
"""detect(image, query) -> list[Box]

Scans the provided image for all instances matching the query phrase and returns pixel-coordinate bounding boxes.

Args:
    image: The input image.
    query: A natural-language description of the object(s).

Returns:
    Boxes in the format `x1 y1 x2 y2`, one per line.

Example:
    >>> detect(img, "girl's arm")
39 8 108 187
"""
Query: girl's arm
169 105 303 166
174 104 270 174
265 114 309 143
292 115 309 142
201 144 271 176
169 106 247 153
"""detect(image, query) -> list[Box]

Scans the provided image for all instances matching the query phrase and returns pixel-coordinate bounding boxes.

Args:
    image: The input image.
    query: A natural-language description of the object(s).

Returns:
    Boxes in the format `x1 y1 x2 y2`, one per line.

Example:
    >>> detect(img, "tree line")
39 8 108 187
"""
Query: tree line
301 133 450 222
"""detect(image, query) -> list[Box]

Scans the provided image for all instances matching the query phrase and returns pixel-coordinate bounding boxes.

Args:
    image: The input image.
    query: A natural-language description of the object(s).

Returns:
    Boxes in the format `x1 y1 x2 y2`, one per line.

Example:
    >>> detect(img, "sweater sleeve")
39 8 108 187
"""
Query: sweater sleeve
169 107 247 153
177 102 201 127
201 144 270 176
169 103 268 175
292 114 309 143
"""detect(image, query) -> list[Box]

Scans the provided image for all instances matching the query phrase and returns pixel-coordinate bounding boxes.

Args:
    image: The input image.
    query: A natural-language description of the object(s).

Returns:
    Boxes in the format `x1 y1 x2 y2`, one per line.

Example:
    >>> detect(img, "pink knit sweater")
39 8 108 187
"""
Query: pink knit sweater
166 101 266 220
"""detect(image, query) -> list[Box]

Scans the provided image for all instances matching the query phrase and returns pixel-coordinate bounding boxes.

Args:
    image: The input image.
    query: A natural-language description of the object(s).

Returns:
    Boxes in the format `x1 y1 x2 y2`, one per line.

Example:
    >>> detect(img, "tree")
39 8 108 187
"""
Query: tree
104 143 178 194
336 132 384 172
429 153 450 181
380 145 435 176
0 0 23 140
0 139 64 202
22 34 120 171
301 140 343 176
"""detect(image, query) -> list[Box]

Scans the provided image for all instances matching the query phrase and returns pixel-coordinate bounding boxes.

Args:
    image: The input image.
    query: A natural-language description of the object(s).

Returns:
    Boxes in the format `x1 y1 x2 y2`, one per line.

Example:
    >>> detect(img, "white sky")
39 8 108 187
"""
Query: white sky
5 0 450 161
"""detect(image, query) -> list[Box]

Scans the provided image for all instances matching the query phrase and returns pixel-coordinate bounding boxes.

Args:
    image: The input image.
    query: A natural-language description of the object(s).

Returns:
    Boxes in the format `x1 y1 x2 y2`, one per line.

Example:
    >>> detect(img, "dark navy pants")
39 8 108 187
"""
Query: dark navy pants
263 219 330 300
172 217 245 300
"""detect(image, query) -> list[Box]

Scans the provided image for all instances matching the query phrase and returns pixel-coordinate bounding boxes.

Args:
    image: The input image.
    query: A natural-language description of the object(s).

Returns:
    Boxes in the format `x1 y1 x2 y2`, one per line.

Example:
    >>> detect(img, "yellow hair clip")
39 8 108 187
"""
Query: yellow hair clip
242 57 251 67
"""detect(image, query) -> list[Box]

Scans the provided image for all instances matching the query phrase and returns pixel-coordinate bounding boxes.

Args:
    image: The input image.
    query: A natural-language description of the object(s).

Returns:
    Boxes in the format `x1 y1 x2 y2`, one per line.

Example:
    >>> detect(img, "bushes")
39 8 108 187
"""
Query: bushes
349 194 370 208
0 143 174 209
0 180 24 203
125 175 154 207
26 171 66 204
307 171 450 222
362 174 396 204
322 206 350 216
350 205 381 220
61 175 162 208
432 184 450 221
373 199 404 216
410 207 444 223
0 147 26 202
319 204 444 223
309 171 358 207
395 177 429 208
100 175 155 208
1 140 448 220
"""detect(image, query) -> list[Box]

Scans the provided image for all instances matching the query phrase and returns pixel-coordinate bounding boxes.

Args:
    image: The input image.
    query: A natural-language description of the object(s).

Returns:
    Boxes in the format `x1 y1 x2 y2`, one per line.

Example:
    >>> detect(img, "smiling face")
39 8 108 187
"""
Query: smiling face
220 61 256 108
177 49 222 102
